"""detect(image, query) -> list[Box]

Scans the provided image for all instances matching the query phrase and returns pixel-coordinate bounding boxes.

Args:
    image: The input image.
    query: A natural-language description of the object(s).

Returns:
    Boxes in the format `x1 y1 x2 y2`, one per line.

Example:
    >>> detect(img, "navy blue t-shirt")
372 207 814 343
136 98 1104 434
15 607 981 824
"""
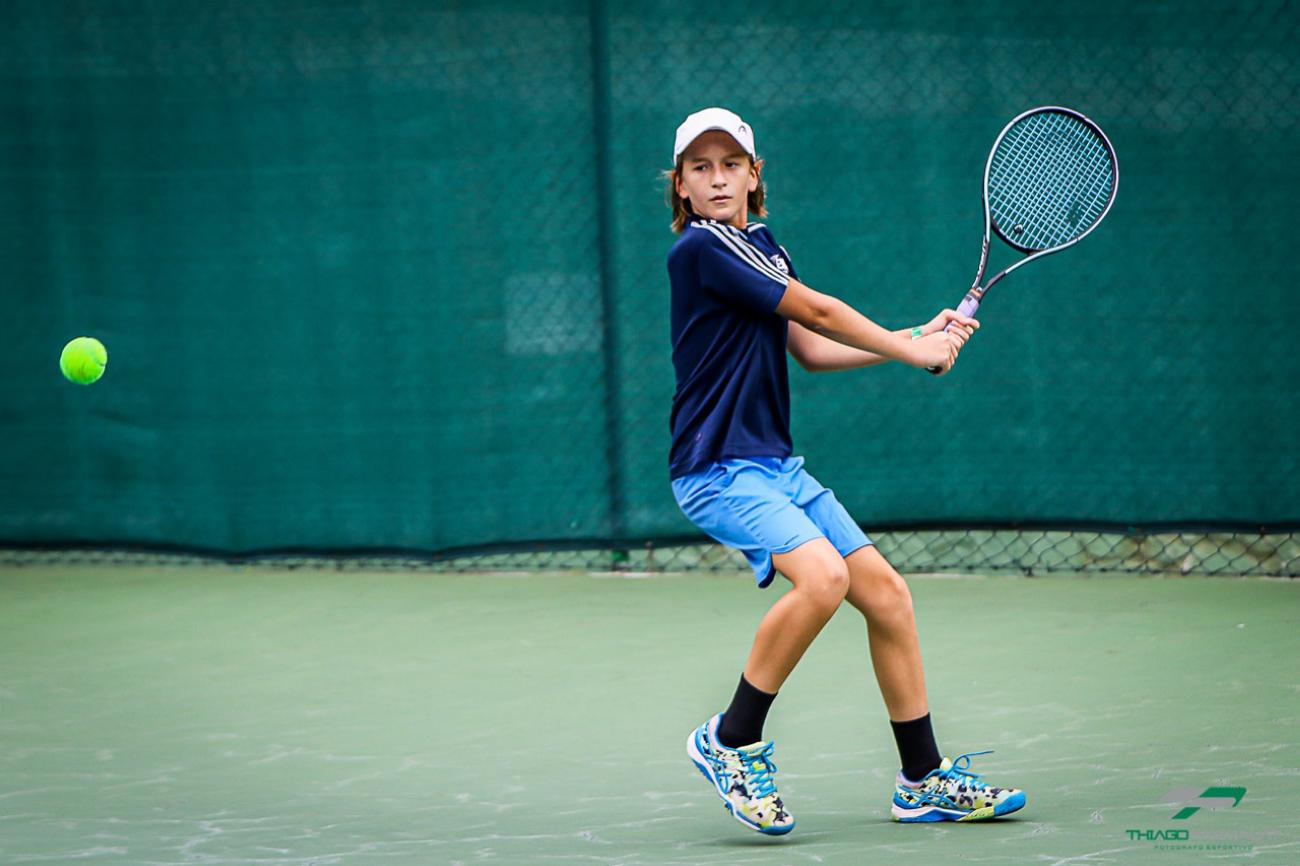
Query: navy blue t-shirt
668 216 798 479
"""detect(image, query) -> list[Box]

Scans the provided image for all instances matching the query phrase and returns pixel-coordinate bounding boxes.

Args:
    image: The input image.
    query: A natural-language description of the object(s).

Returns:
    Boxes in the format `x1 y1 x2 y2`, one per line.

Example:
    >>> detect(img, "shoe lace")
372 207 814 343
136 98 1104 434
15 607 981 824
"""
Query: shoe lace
935 750 995 794
738 743 779 799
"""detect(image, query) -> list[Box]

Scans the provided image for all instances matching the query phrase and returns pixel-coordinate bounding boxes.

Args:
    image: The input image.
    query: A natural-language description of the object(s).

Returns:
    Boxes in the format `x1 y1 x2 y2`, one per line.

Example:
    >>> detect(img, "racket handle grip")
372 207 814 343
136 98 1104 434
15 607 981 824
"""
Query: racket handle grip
945 295 982 329
925 295 983 374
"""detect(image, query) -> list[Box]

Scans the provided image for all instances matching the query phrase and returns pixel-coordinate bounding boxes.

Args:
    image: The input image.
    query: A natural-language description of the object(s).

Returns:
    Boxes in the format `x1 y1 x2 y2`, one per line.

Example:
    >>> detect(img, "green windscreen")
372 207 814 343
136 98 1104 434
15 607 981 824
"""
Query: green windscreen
1 0 1296 554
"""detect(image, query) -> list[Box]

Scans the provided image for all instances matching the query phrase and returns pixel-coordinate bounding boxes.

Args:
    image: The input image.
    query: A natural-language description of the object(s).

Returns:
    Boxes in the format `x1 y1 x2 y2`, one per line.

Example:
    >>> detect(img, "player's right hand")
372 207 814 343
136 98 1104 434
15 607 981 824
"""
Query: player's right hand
913 331 958 373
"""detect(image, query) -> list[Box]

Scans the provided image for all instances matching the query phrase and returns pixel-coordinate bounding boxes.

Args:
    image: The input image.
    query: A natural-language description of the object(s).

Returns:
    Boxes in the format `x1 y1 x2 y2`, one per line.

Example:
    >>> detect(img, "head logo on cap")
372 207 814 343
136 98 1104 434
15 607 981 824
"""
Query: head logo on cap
673 107 757 163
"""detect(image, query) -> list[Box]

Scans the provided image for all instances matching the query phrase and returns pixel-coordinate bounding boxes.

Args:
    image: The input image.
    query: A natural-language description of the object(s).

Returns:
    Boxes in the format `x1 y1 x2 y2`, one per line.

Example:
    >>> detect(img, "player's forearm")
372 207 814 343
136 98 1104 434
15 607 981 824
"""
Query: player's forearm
817 343 892 371
822 325 930 370
795 326 909 372
802 295 920 365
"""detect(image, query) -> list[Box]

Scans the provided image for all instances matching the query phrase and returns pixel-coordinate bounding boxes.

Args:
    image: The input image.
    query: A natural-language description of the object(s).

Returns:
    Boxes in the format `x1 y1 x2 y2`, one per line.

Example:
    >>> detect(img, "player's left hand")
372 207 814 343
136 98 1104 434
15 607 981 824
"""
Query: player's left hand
923 309 979 348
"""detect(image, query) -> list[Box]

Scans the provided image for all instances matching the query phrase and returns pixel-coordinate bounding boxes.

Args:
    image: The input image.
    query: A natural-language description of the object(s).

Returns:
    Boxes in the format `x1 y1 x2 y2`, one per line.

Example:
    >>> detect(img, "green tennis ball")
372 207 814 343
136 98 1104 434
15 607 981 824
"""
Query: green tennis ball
60 336 108 385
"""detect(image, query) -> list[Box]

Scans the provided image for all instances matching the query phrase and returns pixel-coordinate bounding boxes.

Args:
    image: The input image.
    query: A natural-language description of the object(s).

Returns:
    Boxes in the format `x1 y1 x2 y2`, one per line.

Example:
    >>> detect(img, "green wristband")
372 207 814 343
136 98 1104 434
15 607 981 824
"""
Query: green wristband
910 326 924 340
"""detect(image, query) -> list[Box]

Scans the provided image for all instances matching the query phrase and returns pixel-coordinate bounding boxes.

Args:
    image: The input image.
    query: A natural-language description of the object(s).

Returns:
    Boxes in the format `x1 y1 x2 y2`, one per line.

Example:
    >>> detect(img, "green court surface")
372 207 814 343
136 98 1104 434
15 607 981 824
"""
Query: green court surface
2 566 1297 865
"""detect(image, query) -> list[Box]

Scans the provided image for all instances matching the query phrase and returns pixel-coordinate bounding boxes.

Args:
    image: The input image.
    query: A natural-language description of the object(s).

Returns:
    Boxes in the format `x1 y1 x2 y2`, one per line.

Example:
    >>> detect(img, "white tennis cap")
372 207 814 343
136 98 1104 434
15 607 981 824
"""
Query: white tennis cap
672 107 757 163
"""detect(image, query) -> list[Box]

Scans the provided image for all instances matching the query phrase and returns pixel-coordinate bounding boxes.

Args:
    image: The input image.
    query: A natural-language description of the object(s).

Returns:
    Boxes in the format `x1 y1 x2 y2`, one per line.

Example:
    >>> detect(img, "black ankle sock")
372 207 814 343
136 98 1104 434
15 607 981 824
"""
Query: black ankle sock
715 675 777 748
890 713 942 782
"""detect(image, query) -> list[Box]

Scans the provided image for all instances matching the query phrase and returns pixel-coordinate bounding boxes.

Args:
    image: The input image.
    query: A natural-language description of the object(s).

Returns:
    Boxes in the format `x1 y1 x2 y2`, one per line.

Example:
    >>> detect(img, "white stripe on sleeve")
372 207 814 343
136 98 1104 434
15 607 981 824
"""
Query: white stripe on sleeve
695 222 790 286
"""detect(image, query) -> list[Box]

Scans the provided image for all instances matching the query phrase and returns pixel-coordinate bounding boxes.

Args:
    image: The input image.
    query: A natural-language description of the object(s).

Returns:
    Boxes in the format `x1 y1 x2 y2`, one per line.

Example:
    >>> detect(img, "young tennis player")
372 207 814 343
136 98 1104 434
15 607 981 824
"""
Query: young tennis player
667 107 1025 835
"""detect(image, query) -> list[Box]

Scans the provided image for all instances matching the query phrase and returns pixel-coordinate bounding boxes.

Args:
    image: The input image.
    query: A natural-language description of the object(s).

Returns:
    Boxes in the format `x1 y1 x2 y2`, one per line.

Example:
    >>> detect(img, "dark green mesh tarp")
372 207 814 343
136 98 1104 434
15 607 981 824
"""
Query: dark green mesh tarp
2 1 1297 557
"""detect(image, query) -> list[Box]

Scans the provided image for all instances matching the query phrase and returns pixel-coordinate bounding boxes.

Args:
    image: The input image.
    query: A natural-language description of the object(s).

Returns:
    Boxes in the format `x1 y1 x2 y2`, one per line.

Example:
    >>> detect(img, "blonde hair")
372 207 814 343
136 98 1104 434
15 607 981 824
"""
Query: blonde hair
664 155 767 233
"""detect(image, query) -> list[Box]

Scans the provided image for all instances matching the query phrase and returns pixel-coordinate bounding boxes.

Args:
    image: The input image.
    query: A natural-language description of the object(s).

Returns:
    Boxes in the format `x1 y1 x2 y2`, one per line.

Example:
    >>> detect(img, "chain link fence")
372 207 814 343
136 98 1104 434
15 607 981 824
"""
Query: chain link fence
4 528 1296 576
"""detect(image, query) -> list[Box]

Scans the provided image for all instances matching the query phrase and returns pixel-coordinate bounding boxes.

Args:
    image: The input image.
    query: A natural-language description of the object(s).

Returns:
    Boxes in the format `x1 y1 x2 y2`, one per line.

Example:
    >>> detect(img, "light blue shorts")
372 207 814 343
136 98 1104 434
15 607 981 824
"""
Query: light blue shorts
671 455 872 588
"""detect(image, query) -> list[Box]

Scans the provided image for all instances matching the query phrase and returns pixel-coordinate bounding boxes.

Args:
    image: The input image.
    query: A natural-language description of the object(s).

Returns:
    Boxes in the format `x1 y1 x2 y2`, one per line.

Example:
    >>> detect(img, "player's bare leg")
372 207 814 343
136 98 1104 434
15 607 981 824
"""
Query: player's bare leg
844 544 1027 822
745 537 850 692
684 537 847 836
843 545 928 720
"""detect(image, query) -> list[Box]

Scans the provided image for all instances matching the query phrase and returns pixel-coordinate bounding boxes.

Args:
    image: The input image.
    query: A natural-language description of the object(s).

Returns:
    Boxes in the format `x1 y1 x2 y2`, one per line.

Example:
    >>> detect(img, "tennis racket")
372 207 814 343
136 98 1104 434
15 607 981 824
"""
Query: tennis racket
929 106 1118 371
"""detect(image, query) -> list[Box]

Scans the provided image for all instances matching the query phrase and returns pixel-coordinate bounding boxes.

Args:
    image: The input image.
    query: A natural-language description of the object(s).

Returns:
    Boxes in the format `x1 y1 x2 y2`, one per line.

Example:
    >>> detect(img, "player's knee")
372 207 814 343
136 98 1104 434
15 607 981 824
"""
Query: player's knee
862 571 914 627
803 559 850 611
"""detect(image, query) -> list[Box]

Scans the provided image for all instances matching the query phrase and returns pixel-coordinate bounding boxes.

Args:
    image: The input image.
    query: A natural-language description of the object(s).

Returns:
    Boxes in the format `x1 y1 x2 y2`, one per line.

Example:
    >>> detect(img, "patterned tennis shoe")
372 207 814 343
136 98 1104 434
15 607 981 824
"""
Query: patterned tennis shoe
687 713 795 835
891 750 1025 822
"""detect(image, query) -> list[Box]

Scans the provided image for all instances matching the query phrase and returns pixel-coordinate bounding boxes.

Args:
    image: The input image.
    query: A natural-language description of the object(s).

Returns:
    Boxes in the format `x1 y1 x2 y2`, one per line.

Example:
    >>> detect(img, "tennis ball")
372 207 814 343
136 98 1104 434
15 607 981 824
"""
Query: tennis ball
60 336 108 385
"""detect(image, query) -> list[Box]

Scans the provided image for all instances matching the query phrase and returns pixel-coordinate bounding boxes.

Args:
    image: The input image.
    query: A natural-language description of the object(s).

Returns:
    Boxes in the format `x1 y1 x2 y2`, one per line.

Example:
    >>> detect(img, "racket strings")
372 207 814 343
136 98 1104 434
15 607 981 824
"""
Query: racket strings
992 114 1110 245
988 111 1113 251
993 117 1110 248
991 115 1111 248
